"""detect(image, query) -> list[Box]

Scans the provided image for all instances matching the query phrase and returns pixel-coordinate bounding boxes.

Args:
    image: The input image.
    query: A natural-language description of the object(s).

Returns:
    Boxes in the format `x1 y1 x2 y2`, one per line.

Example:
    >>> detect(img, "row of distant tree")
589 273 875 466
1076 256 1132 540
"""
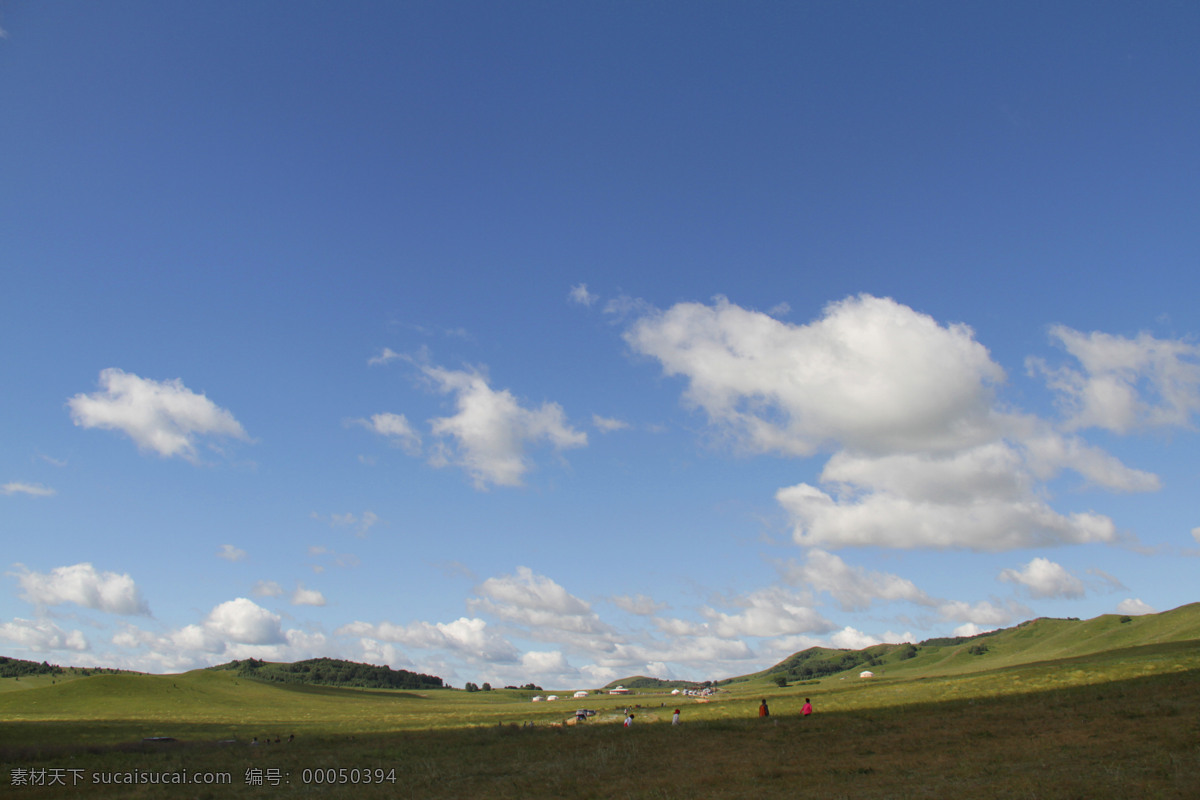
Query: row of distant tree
222 658 445 690
0 657 65 679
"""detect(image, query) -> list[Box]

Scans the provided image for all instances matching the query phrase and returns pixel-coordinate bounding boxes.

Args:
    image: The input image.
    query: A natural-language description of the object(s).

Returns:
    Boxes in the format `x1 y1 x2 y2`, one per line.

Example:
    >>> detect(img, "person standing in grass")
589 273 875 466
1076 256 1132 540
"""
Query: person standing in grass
802 698 813 717
672 708 680 725
758 699 770 718
624 713 634 728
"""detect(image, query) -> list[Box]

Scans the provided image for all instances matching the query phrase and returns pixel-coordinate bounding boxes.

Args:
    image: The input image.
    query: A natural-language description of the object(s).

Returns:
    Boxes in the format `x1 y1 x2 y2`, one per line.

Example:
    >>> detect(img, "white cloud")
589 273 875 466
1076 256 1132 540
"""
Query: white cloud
15 563 150 616
697 586 834 639
937 599 1025 629
998 557 1085 599
830 626 883 650
521 650 571 674
204 598 285 645
67 368 248 461
1192 527 1200 545
1117 598 1156 616
291 584 326 606
368 347 403 366
777 444 1119 551
611 594 667 616
2 482 56 497
625 294 1003 456
783 549 936 611
569 283 598 307
0 618 89 652
1015 422 1161 492
421 366 586 489
469 567 612 637
319 510 382 538
355 413 422 456
1031 327 1200 433
217 544 247 562
628 296 1162 554
338 617 520 663
592 414 630 433
252 580 284 597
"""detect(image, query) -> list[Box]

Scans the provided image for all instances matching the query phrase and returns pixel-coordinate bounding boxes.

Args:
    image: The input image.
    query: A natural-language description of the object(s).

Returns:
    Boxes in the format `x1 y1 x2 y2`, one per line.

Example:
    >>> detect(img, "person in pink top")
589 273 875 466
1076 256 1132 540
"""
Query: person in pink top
801 698 813 716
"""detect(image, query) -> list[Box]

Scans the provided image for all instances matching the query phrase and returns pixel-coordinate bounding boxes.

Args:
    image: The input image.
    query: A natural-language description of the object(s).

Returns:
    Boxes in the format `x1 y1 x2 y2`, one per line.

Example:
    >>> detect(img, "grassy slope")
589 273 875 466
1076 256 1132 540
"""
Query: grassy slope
2 642 1199 799
727 602 1200 690
885 602 1200 678
3 602 1199 740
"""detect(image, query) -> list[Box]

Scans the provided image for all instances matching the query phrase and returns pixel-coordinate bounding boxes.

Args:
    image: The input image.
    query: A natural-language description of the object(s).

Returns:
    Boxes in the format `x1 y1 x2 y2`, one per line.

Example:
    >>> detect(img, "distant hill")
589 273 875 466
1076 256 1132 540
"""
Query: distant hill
209 657 444 690
743 602 1200 685
602 676 706 691
609 603 1200 689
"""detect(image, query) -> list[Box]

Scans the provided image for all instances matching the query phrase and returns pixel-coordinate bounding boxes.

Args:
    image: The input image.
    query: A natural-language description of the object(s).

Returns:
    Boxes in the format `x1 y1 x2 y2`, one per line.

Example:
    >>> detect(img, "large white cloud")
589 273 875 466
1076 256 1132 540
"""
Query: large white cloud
625 294 1004 456
783 549 936 611
1031 326 1200 433
700 587 834 638
15 562 150 616
0 618 89 652
628 296 1163 553
1116 598 1156 616
68 368 248 460
337 617 520 663
998 557 1085 599
96 605 324 673
469 566 613 638
204 598 285 645
421 366 586 489
655 586 834 641
777 445 1119 551
936 599 1026 629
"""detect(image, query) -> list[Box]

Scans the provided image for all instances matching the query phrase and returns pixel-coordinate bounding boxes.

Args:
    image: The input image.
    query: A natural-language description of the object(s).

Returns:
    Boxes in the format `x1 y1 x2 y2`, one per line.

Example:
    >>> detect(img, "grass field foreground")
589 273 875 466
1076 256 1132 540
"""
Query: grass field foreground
3 639 1200 798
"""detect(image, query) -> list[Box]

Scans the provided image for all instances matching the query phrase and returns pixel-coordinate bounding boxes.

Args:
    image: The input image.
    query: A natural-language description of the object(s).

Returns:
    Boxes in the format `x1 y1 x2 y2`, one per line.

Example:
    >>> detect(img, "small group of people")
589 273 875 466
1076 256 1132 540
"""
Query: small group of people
758 698 813 718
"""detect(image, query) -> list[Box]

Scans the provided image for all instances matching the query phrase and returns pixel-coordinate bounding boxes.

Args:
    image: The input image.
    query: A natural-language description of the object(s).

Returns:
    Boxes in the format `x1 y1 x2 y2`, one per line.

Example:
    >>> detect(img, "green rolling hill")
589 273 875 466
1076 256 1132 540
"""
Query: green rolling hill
2 602 1199 736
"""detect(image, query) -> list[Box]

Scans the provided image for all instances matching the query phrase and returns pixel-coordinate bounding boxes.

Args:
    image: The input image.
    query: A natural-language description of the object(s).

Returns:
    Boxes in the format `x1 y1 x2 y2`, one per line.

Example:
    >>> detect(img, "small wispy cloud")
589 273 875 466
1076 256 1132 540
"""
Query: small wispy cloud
2 482 56 497
252 580 284 598
313 510 382 538
217 544 247 562
592 414 630 433
569 283 598 307
368 347 404 366
350 413 422 456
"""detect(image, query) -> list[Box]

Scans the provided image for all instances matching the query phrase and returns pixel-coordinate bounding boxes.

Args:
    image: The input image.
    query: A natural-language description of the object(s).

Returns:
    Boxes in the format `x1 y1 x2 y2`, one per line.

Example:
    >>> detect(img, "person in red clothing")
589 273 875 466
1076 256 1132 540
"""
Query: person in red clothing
758 699 770 717
801 698 813 716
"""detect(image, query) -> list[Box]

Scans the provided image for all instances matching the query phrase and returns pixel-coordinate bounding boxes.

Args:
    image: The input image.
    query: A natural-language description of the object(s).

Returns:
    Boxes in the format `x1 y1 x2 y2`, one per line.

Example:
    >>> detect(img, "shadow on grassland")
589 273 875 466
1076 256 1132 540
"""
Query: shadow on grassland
4 664 1200 799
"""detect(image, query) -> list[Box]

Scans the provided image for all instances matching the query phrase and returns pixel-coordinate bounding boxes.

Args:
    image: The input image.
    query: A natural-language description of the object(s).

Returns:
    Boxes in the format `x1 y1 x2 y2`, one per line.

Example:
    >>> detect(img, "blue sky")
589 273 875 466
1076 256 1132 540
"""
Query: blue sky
2 2 1198 687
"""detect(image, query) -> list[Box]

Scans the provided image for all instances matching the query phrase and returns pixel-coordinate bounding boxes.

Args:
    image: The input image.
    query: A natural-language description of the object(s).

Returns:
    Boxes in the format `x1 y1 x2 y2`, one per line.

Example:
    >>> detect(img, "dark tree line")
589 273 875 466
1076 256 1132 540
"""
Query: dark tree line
0 657 65 678
222 658 443 690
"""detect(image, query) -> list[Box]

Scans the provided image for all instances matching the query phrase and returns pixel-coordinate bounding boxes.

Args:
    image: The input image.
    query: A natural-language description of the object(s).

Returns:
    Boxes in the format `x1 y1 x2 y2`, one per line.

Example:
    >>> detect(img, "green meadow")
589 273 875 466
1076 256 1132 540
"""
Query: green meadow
3 606 1200 798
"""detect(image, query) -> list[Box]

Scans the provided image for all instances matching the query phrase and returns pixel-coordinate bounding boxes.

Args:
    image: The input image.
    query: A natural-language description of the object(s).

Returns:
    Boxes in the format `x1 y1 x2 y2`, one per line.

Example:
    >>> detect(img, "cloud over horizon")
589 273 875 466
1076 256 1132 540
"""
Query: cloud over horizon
626 295 1160 553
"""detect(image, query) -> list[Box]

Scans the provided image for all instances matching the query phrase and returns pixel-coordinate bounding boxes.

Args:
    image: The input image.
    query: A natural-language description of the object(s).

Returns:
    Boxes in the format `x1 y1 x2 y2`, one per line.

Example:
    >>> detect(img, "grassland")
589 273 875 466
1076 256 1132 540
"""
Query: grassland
3 608 1200 798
